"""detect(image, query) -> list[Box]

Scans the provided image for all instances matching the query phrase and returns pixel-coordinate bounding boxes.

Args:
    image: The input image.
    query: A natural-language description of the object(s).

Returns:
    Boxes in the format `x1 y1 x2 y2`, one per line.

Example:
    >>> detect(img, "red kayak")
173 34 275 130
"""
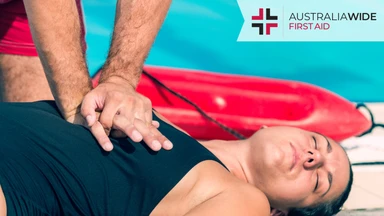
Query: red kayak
92 66 371 142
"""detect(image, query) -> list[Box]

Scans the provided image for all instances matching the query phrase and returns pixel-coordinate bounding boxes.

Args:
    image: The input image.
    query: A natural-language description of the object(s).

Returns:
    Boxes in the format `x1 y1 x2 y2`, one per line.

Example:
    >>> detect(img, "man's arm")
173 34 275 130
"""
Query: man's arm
99 0 172 87
80 0 173 151
23 0 91 119
184 185 271 216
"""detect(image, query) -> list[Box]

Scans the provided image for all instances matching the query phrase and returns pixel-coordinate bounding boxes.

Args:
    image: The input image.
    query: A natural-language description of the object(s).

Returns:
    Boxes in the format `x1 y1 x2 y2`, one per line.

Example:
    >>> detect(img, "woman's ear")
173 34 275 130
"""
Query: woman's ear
270 208 288 216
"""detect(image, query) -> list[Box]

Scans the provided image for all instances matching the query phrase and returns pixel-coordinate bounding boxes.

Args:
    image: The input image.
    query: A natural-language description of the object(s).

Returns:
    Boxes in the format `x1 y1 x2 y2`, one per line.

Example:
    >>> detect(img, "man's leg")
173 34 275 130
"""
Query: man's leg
0 54 53 102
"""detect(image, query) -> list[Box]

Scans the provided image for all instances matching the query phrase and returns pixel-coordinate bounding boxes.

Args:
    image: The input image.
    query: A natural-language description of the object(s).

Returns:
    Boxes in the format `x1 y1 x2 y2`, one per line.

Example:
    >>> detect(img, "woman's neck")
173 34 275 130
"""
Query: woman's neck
199 139 253 184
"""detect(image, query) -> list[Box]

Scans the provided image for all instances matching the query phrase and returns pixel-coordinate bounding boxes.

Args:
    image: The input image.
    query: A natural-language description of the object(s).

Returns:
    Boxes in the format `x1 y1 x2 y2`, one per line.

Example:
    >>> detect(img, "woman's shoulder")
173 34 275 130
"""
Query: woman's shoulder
190 161 270 214
154 160 270 215
189 161 270 215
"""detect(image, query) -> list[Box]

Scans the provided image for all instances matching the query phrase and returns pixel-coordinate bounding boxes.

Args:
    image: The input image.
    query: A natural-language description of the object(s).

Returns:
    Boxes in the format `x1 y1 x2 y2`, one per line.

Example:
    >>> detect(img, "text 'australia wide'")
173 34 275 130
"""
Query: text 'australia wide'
289 12 377 21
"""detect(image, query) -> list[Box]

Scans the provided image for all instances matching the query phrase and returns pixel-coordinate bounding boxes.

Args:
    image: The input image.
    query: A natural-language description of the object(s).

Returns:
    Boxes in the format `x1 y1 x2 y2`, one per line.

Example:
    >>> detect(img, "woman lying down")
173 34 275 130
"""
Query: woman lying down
0 101 352 216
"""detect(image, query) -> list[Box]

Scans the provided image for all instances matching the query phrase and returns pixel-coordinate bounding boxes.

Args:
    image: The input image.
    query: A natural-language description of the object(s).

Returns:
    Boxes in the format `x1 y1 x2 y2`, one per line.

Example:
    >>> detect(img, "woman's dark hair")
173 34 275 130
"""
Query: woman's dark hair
287 164 354 216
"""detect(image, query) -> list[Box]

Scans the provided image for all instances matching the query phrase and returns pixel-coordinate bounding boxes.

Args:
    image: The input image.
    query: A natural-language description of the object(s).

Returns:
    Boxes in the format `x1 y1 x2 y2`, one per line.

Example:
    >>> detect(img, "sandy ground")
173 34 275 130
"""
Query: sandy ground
338 103 384 214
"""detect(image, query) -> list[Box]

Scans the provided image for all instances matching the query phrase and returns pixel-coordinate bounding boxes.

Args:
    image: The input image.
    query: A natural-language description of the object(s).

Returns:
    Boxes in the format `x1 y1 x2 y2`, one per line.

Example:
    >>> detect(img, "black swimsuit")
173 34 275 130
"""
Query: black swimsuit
0 101 226 215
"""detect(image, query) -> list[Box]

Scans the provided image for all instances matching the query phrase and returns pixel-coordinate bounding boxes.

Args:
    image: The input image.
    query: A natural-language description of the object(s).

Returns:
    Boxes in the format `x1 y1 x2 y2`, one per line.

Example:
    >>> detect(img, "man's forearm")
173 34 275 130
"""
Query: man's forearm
100 0 172 88
23 0 92 118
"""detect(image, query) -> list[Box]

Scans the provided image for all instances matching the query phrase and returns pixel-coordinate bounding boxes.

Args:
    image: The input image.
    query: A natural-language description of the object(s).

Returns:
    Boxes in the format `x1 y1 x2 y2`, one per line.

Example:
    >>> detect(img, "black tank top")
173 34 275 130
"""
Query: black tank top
0 101 227 215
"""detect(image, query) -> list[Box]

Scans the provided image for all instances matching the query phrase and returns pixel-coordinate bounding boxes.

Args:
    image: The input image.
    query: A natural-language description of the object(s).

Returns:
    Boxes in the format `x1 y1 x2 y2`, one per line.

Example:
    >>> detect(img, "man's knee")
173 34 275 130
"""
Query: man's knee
0 54 53 102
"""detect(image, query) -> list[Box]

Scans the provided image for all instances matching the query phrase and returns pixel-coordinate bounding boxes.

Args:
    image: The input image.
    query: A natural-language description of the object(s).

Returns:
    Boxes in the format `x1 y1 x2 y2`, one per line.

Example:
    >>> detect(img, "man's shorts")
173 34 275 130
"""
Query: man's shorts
0 0 86 56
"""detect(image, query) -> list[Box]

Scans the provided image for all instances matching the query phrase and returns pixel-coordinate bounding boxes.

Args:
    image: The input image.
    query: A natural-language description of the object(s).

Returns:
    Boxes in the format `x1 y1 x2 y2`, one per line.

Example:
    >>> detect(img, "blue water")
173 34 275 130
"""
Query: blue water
83 0 384 102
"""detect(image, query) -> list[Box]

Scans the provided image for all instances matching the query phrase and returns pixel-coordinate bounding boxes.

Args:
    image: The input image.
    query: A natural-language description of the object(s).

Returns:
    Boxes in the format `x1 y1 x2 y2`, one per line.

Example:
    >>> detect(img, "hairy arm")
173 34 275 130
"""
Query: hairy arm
23 0 92 119
99 0 172 87
77 0 173 151
184 185 270 216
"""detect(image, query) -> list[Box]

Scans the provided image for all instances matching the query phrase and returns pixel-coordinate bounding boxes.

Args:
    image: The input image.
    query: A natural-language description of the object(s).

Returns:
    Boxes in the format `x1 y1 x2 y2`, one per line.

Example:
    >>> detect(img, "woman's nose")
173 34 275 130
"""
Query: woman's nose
303 149 324 170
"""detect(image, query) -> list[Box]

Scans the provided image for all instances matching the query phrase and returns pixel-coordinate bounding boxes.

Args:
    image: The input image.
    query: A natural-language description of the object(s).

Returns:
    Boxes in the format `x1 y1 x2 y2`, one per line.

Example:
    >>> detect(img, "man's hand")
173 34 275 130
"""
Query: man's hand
80 77 173 152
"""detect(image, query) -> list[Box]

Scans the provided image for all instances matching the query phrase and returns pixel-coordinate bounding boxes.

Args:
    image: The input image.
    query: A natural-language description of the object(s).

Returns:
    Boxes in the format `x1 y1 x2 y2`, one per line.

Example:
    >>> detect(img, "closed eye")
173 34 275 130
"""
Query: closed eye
314 173 319 192
312 136 319 192
312 136 317 149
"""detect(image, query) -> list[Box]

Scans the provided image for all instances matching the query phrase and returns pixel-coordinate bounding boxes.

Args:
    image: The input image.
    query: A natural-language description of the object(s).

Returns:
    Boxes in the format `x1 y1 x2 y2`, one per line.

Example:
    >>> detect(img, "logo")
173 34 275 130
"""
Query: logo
251 8 278 35
237 0 384 41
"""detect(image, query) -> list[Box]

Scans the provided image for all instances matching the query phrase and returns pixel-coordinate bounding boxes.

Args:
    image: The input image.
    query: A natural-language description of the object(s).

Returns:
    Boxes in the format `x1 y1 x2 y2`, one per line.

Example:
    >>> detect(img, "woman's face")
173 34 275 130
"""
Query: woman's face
248 126 351 212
